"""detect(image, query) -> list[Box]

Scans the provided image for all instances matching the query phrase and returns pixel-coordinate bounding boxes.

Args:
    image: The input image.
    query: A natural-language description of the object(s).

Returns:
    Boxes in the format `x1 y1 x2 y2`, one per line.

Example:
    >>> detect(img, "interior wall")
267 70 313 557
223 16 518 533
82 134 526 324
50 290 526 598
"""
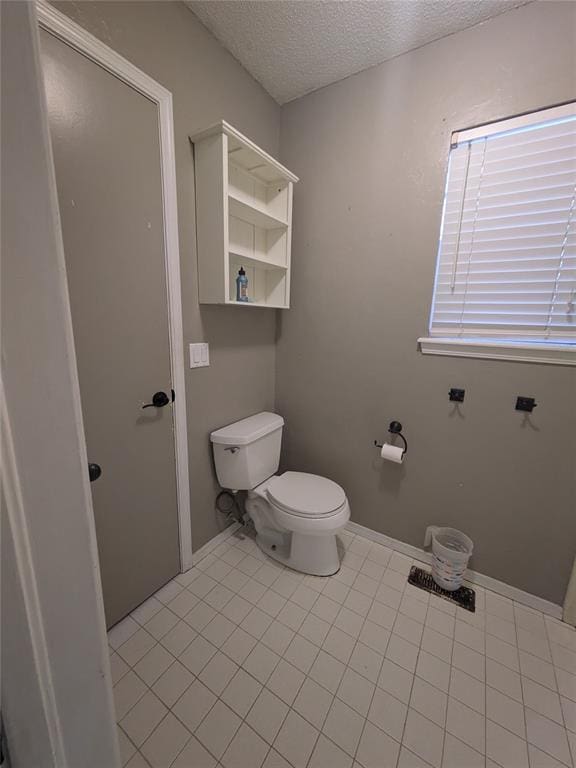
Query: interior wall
51 1 281 549
277 1 576 605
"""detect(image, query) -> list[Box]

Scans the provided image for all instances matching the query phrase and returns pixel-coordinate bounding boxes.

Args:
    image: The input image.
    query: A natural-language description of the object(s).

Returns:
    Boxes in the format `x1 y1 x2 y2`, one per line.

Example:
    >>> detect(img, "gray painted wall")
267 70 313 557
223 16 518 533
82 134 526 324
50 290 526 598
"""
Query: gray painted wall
277 1 576 605
52 1 280 549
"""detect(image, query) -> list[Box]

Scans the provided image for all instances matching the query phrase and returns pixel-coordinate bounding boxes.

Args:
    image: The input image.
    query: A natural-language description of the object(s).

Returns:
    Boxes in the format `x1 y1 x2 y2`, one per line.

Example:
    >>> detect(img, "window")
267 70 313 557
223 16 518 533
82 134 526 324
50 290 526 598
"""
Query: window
420 103 576 365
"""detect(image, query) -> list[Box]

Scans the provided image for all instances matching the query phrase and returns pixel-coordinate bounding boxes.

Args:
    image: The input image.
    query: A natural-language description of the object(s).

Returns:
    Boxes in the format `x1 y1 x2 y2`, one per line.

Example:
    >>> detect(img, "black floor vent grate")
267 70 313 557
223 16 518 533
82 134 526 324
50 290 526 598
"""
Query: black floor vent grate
408 566 476 612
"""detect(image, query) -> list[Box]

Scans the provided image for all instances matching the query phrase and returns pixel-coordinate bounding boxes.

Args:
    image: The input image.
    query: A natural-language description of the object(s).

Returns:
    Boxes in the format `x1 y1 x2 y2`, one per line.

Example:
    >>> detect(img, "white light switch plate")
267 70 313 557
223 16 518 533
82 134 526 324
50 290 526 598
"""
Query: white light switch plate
189 342 210 368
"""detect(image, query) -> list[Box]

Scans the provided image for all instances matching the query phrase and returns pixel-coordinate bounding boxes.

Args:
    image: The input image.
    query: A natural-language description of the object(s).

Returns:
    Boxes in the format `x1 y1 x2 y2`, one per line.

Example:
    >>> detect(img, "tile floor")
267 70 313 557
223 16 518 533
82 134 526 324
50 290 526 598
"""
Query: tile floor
109 529 576 768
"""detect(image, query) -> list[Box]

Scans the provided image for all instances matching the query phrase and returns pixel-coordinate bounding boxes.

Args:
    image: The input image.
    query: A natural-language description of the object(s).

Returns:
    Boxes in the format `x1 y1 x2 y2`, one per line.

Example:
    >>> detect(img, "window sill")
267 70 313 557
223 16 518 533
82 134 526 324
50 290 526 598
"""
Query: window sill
418 338 576 366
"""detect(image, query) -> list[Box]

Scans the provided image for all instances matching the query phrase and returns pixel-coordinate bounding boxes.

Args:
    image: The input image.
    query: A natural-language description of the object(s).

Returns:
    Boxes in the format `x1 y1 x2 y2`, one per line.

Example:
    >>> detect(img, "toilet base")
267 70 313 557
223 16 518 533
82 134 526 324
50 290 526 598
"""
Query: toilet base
255 530 341 577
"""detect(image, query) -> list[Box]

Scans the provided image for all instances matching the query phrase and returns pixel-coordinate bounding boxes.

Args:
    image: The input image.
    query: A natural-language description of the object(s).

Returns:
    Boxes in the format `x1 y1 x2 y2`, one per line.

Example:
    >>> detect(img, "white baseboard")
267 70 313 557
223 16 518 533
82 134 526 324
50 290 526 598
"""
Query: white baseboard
346 521 563 620
187 522 241 568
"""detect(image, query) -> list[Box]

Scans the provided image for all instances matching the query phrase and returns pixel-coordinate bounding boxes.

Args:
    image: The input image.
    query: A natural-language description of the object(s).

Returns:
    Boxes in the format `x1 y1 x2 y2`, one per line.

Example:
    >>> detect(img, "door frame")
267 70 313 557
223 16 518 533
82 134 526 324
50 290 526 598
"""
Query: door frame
37 0 193 571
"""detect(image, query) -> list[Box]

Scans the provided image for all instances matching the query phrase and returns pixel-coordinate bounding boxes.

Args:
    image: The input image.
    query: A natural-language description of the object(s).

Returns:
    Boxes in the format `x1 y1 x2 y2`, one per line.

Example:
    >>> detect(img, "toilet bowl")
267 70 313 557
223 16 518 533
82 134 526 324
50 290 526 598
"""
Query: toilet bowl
210 412 350 576
246 472 350 575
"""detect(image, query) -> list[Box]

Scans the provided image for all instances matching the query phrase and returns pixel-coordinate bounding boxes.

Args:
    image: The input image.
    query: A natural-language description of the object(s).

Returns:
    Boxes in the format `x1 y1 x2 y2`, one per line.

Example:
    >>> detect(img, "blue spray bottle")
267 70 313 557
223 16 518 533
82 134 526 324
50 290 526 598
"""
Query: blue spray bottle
236 266 248 302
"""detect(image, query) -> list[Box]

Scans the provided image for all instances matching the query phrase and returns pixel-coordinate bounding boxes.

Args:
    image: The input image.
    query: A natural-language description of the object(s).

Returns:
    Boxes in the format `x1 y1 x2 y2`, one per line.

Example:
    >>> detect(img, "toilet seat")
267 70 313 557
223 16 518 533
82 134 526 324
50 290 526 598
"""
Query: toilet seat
267 472 346 518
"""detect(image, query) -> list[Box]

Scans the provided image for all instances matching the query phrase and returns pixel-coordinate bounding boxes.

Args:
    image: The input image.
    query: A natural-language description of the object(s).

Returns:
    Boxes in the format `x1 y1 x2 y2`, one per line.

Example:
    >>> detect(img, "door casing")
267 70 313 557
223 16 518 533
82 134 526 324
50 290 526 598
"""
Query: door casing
37 0 193 571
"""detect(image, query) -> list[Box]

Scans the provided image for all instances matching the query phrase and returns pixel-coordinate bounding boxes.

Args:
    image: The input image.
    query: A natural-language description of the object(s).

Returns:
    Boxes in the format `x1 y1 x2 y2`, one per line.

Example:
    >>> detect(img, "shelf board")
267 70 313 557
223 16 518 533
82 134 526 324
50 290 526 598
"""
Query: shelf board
224 300 289 309
190 120 298 184
228 193 288 230
228 250 288 271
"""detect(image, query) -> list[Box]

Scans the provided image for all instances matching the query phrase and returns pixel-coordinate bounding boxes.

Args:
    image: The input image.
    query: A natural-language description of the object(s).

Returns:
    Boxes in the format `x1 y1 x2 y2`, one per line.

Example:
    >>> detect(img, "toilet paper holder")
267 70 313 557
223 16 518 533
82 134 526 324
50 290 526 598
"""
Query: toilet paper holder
374 421 408 456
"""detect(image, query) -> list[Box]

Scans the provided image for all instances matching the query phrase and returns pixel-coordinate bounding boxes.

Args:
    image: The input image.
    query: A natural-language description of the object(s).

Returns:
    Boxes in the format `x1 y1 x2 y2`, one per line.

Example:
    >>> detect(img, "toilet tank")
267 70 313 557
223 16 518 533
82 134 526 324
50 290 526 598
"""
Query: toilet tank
210 412 284 490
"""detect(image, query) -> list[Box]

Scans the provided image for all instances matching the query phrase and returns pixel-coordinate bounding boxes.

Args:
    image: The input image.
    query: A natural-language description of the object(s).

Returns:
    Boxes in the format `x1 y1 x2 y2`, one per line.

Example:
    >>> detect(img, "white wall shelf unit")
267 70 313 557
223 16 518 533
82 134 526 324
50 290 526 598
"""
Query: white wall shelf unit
190 120 298 308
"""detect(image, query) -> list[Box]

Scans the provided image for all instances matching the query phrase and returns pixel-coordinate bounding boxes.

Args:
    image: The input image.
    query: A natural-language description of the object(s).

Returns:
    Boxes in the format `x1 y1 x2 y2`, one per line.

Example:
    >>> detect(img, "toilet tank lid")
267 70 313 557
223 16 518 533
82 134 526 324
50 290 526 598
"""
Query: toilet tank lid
210 412 284 445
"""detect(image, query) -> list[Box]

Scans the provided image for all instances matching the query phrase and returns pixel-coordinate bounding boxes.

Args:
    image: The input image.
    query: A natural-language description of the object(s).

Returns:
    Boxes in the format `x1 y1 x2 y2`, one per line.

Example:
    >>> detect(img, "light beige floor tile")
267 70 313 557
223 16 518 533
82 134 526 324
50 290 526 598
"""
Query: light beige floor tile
309 650 346 693
309 734 353 768
323 698 364 757
386 635 419 673
349 641 384 683
394 614 425 647
110 652 130 686
262 749 292 768
312 594 342 623
368 686 408 741
416 650 451 693
152 661 193 708
452 643 486 683
220 626 257 665
114 670 148 720
195 700 242 760
525 709 572 766
293 677 333 729
397 746 434 768
449 667 485 714
178 634 217 676
519 651 557 691
172 678 217 732
356 721 400 768
421 627 452 664
298 613 330 647
257 589 288 618
220 594 252 624
486 720 528 768
377 658 414 704
144 608 179 641
134 644 174 687
442 733 484 768
198 651 238 696
446 697 485 755
159 620 196 657
131 597 163 627
242 642 280 684
323 625 356 664
284 634 319 673
402 708 444 768
276 600 307 631
167 589 199 619
486 656 523 702
338 667 375 717
246 688 289 744
411 676 447 728
118 629 157 667
221 668 262 718
486 634 519 672
522 677 564 724
117 726 136 766
120 691 167 748
335 606 366 638
184 601 218 633
261 621 295 656
274 710 319 767
486 686 525 739
267 658 306 705
201 613 236 648
221 723 269 768
140 713 190 768
109 616 140 649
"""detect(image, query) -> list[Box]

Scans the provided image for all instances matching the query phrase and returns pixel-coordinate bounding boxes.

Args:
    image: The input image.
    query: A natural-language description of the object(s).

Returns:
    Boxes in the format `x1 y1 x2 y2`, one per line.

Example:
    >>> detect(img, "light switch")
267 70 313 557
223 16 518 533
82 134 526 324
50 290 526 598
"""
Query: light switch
190 343 210 368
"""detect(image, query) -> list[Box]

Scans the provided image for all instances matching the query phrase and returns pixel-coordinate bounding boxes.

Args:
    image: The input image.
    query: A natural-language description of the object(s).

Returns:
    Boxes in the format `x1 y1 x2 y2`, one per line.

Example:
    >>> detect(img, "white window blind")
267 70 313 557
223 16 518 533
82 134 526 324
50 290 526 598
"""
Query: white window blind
429 103 576 345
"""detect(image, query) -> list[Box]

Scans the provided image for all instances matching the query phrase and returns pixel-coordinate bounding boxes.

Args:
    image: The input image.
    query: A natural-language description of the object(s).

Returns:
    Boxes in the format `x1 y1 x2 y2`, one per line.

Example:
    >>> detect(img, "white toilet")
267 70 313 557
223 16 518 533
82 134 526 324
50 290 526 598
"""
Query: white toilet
211 412 350 576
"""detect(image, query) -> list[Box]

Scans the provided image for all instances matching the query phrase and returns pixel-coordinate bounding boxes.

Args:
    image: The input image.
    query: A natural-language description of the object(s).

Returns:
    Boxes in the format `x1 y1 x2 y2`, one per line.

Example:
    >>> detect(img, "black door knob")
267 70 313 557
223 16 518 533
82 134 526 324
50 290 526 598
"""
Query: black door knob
88 463 102 482
142 391 170 409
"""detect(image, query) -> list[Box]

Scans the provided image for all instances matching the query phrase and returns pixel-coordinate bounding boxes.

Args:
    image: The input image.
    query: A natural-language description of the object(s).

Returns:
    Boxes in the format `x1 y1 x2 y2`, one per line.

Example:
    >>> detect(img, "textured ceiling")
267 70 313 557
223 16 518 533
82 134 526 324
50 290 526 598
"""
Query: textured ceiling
186 0 530 104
